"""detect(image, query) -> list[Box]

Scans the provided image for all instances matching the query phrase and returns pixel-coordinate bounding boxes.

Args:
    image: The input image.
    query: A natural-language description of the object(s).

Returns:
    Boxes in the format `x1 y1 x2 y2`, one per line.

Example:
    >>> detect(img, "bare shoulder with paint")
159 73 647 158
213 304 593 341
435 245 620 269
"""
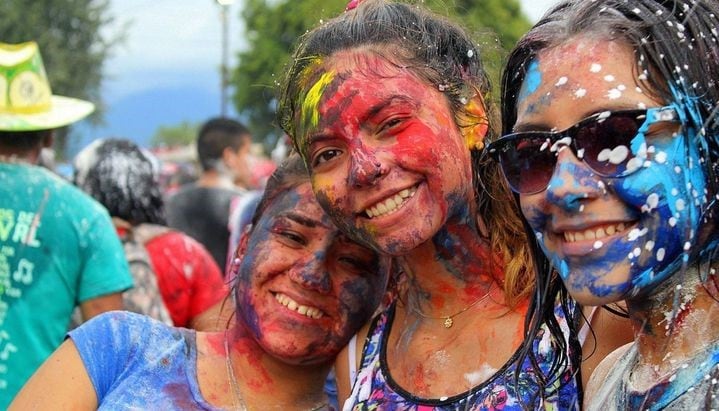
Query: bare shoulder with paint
584 342 633 406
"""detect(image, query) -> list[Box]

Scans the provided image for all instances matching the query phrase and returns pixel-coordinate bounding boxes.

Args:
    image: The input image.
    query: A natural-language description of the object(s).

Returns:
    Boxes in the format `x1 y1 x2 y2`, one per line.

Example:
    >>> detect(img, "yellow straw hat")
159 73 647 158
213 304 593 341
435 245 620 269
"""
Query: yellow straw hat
0 41 94 131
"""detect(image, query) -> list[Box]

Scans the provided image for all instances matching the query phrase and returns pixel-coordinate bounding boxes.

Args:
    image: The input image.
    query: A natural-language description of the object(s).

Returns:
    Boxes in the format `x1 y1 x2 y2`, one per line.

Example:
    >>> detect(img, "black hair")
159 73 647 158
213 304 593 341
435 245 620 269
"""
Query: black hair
0 129 52 154
73 138 165 225
197 117 252 171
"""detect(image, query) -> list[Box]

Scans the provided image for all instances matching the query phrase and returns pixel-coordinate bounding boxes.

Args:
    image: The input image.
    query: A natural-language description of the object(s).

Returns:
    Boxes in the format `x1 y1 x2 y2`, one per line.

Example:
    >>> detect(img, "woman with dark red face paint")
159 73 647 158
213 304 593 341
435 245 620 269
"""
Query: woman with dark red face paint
494 0 719 409
275 0 602 409
11 154 391 410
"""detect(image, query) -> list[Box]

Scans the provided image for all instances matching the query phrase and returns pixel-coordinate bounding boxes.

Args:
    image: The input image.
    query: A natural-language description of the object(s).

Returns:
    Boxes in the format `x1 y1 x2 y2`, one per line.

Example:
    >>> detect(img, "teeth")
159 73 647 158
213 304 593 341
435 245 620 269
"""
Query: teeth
364 186 418 219
274 293 323 319
563 222 628 243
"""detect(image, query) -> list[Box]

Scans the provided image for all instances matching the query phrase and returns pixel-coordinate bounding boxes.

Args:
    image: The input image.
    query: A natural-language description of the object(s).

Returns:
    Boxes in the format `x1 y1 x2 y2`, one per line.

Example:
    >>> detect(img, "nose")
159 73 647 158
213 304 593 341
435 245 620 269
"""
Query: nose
347 144 386 188
545 147 604 212
288 253 332 293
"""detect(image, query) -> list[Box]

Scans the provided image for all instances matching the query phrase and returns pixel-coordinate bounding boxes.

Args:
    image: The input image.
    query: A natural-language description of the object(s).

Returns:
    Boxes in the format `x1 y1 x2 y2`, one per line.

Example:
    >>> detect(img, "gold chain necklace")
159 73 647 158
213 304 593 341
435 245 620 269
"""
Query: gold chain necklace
224 331 330 411
410 284 494 328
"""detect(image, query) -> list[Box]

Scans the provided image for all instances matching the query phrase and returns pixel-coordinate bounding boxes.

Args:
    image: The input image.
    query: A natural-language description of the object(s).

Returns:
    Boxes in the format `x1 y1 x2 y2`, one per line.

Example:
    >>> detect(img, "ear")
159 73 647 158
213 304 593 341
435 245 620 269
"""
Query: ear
222 146 236 166
458 94 489 151
42 130 54 148
227 227 251 280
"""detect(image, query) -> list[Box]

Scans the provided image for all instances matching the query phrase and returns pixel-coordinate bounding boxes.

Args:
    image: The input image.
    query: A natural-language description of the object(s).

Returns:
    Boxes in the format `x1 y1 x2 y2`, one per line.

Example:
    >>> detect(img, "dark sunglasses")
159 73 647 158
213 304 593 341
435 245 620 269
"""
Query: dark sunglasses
487 106 680 194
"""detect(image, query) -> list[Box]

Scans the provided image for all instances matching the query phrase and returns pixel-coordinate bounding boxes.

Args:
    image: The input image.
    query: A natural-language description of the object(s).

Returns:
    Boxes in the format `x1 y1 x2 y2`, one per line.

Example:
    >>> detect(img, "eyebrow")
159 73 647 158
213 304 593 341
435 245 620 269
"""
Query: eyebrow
307 95 416 146
282 212 330 229
366 95 415 119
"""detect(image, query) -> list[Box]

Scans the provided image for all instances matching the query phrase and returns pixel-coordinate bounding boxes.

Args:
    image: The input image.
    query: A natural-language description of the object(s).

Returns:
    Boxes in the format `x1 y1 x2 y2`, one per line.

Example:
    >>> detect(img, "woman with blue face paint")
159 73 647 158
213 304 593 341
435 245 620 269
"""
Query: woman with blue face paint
10 154 391 410
492 0 719 408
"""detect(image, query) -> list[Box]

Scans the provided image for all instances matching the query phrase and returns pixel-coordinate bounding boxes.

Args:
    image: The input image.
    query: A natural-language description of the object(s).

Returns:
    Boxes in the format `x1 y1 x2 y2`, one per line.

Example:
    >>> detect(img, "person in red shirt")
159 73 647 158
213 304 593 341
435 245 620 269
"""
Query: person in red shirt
73 138 228 329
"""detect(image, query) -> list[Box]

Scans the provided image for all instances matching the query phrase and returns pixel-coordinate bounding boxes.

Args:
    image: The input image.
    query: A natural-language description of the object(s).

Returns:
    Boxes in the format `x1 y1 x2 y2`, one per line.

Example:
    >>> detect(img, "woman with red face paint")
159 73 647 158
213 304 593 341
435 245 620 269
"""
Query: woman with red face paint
493 0 719 408
276 0 593 409
10 155 391 410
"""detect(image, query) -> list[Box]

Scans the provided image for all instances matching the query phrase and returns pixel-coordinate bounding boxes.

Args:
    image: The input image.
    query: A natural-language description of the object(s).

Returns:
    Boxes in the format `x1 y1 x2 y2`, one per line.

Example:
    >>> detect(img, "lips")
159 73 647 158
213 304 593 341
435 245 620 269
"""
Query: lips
274 292 324 319
364 185 418 219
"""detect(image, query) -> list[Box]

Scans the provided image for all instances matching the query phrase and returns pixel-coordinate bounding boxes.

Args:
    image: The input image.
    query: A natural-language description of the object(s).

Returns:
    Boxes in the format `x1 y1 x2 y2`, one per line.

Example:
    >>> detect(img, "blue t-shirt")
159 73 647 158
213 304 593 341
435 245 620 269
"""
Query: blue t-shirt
69 311 222 410
0 163 132 408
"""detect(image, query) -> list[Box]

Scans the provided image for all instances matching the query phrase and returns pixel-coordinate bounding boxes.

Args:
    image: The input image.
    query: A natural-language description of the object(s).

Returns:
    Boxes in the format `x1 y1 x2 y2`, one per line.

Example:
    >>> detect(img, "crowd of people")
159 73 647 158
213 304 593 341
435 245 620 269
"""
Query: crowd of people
2 0 718 409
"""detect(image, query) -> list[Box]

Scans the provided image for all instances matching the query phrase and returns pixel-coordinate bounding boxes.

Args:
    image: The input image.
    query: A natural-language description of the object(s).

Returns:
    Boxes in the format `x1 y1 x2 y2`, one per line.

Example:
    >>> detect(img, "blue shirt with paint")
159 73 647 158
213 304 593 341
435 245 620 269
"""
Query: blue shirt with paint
69 311 222 410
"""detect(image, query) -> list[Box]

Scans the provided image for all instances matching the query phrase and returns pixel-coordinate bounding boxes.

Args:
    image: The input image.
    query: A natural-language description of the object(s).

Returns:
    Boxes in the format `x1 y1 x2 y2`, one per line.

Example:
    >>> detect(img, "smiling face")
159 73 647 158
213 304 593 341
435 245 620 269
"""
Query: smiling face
295 50 474 255
234 182 390 365
514 36 708 305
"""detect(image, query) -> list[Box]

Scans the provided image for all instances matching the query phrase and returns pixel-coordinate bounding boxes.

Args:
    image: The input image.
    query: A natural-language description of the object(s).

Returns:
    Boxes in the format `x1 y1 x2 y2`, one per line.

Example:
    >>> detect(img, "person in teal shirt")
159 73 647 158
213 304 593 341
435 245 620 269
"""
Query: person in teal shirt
0 41 132 408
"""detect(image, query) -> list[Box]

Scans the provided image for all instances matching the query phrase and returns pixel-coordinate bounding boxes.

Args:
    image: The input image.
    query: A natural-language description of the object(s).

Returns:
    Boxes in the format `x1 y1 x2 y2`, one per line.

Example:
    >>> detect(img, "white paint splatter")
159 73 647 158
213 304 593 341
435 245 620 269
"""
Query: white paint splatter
575 88 587 98
669 217 677 227
555 76 568 86
597 145 630 164
645 241 655 251
628 227 648 241
593 240 603 249
657 248 666 261
607 88 622 99
590 63 602 72
676 198 686 211
464 364 497 386
641 193 659 213
604 74 615 82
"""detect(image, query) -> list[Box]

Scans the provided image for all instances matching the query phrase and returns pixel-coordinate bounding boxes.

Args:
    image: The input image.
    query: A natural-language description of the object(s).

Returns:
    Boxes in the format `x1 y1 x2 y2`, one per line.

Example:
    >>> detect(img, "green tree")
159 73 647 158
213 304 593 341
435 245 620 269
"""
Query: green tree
231 0 531 147
0 0 122 158
150 121 200 148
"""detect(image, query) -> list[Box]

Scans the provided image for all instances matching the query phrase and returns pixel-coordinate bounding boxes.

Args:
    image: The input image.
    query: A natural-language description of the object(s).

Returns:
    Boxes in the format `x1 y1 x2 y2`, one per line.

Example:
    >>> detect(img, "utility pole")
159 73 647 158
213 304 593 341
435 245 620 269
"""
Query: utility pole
216 0 235 116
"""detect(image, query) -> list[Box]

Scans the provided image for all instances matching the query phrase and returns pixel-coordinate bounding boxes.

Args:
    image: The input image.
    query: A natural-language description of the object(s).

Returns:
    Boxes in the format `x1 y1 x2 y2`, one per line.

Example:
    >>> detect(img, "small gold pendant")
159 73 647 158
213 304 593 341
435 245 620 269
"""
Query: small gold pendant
444 317 453 328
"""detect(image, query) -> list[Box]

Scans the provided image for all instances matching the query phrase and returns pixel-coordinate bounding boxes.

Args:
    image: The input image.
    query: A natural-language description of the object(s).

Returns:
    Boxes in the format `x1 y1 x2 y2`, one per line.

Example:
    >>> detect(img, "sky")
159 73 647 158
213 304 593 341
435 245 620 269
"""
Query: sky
85 0 558 150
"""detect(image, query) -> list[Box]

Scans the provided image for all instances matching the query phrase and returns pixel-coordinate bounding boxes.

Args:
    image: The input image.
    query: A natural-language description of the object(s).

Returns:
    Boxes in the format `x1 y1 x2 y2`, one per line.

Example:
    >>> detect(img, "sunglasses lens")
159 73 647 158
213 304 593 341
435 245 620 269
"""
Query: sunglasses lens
578 114 643 176
498 135 556 194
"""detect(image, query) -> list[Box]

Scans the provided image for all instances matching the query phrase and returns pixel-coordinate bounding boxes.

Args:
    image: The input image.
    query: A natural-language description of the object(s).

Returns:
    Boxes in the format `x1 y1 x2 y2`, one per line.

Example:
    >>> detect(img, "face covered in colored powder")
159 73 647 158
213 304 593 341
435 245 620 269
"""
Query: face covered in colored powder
295 50 475 255
514 36 708 305
233 182 390 365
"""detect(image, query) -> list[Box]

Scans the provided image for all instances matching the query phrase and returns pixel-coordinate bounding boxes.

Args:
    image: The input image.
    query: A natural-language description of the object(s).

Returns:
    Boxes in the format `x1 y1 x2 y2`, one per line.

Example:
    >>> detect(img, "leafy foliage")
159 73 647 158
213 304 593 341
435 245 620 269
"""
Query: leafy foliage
150 121 200 148
0 0 122 157
231 0 531 147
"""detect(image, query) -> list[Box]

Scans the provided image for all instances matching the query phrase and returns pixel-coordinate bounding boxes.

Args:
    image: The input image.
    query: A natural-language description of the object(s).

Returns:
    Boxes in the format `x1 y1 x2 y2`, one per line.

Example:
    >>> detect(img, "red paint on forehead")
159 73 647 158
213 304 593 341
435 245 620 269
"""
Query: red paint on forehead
316 52 444 139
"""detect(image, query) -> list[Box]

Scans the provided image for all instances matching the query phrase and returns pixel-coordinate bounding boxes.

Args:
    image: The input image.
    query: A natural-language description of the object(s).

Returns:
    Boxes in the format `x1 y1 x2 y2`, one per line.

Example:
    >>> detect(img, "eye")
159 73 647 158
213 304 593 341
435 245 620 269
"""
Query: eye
277 230 307 247
379 116 408 133
338 256 370 273
311 148 343 167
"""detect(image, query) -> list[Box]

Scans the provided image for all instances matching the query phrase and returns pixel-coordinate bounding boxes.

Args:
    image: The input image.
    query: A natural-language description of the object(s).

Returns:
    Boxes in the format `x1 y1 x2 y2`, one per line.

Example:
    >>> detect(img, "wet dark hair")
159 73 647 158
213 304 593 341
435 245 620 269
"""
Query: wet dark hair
73 138 165 225
197 117 252 171
277 0 533 306
501 0 719 397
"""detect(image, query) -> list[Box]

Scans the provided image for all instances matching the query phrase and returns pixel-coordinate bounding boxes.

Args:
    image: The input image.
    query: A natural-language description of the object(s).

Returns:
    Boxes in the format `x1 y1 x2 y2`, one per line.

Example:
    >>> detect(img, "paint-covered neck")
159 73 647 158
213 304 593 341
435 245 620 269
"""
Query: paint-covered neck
397 211 504 311
626 261 719 374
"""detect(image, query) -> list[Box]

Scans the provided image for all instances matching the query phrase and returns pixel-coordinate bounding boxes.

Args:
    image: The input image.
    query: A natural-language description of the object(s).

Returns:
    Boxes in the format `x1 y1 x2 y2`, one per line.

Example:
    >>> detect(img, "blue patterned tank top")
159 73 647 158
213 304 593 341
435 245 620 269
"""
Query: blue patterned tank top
343 302 580 410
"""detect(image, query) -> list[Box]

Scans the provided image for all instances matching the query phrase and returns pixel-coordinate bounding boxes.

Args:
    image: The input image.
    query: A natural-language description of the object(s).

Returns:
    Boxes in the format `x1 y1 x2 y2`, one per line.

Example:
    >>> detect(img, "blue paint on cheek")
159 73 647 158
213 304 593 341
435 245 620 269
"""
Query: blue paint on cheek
519 60 542 103
616 128 708 291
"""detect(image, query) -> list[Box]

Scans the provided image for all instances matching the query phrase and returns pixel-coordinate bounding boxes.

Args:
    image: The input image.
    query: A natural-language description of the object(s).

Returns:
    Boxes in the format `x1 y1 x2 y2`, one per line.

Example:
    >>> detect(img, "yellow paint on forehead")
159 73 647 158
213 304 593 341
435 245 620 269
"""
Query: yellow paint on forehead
298 70 336 149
